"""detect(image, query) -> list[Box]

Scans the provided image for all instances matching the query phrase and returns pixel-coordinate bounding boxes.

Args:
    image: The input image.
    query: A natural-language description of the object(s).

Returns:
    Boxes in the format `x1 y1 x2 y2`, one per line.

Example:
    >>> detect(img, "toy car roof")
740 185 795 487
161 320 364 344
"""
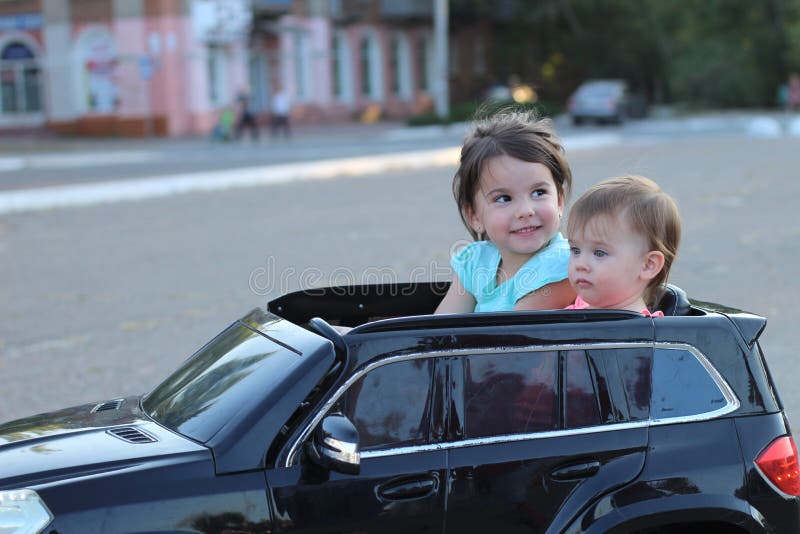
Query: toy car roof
267 282 765 346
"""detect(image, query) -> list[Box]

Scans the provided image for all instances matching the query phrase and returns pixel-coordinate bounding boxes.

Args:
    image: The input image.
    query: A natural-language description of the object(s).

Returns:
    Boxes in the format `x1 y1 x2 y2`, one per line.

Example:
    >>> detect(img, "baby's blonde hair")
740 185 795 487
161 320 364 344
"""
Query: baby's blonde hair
567 175 682 307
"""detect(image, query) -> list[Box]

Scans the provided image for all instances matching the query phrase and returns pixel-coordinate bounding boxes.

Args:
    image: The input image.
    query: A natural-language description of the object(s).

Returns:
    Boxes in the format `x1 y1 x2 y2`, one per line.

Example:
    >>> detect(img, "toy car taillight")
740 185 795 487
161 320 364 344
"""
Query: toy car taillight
755 435 800 496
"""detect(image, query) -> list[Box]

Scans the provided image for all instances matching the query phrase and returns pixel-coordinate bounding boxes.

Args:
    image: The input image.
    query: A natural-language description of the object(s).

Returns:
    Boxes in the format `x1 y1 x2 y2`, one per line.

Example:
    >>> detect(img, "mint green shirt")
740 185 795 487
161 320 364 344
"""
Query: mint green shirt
451 234 570 312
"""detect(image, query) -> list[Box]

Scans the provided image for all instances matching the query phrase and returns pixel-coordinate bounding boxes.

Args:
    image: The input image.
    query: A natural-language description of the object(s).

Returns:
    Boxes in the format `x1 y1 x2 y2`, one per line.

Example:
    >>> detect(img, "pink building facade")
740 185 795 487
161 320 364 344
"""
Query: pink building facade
0 0 477 137
245 1 438 124
0 0 251 137
255 17 435 121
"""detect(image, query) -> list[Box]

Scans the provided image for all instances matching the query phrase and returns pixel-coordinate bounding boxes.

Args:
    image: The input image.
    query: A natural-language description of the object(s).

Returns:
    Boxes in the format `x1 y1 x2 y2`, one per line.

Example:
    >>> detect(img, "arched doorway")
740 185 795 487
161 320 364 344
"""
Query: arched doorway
0 40 42 115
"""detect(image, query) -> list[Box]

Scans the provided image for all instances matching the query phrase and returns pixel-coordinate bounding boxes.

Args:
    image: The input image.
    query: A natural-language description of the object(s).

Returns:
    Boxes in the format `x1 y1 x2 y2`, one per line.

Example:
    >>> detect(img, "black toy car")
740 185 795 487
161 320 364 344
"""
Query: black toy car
1 283 798 533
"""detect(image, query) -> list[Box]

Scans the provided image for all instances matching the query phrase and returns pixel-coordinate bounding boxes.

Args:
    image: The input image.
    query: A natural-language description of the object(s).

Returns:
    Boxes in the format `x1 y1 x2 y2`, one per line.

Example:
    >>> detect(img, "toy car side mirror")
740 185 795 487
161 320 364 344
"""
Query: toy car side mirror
306 414 360 475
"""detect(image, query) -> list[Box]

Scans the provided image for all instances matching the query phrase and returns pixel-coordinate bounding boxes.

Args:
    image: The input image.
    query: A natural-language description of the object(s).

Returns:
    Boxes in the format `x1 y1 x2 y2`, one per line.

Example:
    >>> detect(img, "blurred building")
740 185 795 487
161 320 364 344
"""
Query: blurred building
249 0 438 123
0 0 249 136
0 0 495 137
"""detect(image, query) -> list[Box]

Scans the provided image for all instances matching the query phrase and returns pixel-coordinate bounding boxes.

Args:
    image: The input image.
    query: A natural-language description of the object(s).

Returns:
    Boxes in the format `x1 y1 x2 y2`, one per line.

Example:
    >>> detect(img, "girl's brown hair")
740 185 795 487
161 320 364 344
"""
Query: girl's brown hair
453 109 572 240
567 175 682 307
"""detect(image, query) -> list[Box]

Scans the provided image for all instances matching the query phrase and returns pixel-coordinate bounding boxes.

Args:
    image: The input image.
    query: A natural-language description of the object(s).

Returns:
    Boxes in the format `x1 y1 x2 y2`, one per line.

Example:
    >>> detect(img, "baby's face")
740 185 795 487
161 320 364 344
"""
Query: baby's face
567 214 655 311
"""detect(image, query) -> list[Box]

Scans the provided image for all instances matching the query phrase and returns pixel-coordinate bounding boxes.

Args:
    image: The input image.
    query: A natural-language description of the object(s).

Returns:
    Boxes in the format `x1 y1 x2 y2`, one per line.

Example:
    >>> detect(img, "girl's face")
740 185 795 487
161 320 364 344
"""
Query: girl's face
467 154 563 266
567 214 663 311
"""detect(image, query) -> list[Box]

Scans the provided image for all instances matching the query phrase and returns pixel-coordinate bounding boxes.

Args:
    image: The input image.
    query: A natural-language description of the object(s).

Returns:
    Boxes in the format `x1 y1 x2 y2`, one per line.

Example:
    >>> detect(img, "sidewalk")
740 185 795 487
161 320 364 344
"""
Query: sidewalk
0 120 471 179
0 120 464 155
1 109 796 158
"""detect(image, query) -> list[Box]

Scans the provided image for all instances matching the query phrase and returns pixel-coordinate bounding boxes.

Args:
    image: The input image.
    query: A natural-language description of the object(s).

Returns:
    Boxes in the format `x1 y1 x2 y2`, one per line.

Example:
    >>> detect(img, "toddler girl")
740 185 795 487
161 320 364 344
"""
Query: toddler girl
436 111 575 313
566 175 682 316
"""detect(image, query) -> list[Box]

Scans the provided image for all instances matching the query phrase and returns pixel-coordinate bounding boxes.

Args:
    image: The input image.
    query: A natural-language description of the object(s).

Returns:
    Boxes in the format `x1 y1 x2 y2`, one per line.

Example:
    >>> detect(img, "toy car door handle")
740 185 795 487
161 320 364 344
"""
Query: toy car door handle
550 460 601 480
376 474 439 501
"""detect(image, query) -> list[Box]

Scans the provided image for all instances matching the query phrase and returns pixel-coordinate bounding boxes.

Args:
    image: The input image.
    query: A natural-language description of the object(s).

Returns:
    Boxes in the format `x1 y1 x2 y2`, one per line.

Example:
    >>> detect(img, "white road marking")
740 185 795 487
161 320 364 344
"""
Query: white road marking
0 158 24 171
0 148 459 215
0 134 621 215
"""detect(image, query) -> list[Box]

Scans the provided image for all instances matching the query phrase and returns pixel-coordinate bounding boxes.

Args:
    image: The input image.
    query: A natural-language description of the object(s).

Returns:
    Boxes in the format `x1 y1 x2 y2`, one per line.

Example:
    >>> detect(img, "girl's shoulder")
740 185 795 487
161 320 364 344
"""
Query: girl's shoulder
451 241 500 295
452 240 499 266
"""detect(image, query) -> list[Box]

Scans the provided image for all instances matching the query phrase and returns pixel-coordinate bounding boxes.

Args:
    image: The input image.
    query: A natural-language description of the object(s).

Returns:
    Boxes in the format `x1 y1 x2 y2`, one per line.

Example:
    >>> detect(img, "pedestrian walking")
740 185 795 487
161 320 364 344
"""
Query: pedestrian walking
234 91 259 141
270 87 291 139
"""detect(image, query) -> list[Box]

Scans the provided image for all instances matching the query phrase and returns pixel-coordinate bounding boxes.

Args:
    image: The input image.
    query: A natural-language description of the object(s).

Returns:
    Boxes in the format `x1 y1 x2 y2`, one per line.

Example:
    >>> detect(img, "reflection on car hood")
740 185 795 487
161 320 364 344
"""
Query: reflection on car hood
0 396 143 446
0 396 209 489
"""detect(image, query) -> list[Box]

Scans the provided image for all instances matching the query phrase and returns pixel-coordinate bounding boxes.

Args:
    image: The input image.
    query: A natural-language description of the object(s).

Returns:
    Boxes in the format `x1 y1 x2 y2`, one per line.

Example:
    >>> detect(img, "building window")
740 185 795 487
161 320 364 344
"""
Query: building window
359 31 382 100
390 33 412 100
360 35 371 97
331 31 353 104
390 36 399 96
332 34 343 99
293 31 311 101
207 45 229 106
0 42 41 114
248 53 268 112
418 34 433 93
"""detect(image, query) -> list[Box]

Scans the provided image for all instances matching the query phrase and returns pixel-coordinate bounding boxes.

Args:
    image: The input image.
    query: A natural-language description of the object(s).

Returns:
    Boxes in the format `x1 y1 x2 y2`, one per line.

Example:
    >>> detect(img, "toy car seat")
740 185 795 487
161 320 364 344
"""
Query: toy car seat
653 284 690 316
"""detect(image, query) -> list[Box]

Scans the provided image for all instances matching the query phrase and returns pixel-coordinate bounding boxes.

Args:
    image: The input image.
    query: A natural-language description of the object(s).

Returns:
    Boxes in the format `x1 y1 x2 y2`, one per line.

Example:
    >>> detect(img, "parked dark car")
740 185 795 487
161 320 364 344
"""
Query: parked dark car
568 79 647 125
1 283 797 533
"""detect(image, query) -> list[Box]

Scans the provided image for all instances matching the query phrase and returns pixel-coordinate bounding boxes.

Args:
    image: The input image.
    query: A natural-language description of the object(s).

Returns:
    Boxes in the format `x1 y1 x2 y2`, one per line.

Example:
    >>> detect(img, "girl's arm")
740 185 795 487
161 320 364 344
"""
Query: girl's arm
434 276 476 314
514 279 576 311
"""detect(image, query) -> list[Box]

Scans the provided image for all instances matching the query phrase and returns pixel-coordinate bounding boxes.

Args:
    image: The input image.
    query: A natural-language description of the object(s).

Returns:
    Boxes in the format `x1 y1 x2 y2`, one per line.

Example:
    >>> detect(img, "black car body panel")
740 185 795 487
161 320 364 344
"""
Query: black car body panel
1 282 797 533
39 458 272 532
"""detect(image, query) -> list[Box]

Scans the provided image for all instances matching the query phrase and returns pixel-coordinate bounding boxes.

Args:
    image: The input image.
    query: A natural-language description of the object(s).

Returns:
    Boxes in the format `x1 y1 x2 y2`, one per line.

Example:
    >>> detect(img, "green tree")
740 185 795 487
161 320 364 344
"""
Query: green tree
451 0 799 108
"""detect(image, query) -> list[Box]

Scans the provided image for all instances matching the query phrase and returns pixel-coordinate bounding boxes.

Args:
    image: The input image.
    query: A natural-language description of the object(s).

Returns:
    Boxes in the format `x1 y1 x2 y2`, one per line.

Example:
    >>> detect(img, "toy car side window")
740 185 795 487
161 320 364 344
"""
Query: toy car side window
564 350 602 428
339 358 434 451
616 347 652 421
462 351 558 439
586 347 652 423
651 348 727 419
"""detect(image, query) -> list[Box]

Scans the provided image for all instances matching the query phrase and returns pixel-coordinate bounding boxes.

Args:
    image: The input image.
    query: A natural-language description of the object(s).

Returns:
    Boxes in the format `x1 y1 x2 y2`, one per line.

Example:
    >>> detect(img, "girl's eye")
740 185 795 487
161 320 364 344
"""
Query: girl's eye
531 188 547 198
593 249 608 258
493 194 511 203
569 246 580 256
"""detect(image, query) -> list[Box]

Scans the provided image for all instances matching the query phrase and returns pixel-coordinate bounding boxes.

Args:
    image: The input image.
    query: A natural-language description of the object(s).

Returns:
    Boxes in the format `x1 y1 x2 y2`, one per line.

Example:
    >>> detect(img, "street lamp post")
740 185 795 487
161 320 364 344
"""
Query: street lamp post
434 0 449 120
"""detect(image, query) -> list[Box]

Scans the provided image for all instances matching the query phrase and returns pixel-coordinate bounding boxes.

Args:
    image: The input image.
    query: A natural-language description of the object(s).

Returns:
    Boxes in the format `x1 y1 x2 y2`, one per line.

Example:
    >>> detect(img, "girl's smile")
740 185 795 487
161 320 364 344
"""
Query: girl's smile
511 225 541 235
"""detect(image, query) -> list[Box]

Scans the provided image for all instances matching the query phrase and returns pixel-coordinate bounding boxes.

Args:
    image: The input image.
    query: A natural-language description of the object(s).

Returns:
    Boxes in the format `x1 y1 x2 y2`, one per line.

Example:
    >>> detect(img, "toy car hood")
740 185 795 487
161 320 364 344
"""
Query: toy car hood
0 396 209 489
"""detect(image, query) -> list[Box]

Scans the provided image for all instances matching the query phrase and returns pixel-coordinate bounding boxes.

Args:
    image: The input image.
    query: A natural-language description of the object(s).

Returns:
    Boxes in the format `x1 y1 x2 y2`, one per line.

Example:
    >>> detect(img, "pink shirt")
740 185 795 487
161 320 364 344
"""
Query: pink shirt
565 296 664 317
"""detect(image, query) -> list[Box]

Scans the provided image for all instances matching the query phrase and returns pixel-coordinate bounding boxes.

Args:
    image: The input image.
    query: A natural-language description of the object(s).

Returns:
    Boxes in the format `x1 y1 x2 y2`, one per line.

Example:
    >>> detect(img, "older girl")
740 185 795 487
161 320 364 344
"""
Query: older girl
436 111 575 313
